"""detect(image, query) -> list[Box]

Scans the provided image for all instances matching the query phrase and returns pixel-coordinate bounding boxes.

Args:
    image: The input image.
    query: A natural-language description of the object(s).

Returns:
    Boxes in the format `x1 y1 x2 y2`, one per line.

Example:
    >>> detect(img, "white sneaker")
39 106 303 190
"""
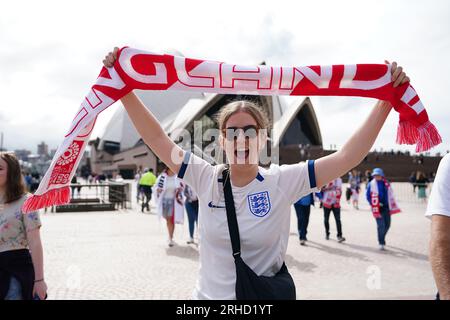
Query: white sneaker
379 245 386 251
187 237 195 244
168 239 175 247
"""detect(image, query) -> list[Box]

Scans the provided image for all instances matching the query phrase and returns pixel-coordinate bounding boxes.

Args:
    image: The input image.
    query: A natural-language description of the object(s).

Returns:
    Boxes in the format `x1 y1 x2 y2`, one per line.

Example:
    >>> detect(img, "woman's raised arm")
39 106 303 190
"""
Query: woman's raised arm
314 61 409 188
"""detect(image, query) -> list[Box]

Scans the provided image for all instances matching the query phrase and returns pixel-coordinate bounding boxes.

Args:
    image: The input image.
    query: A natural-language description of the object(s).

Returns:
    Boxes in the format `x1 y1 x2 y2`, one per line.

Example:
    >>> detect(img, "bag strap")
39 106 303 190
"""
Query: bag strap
222 168 241 259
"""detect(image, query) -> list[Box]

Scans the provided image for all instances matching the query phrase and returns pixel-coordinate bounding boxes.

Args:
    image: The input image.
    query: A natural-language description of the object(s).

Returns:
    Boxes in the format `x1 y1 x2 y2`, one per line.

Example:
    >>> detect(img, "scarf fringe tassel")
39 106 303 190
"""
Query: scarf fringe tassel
396 120 442 153
22 187 70 214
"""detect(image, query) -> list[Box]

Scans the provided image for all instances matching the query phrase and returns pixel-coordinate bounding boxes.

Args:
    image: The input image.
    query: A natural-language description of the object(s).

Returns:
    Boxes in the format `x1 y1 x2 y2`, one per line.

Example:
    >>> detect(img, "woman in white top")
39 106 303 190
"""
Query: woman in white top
103 49 410 299
155 167 185 247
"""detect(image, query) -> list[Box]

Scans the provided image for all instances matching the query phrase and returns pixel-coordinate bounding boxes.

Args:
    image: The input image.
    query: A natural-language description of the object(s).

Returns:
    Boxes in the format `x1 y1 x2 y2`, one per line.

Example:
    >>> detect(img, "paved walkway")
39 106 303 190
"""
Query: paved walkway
41 183 436 300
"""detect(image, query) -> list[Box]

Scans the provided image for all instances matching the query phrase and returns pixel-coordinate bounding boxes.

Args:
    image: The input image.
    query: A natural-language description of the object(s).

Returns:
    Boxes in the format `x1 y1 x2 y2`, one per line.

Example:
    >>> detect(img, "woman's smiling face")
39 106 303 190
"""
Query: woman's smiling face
221 111 265 166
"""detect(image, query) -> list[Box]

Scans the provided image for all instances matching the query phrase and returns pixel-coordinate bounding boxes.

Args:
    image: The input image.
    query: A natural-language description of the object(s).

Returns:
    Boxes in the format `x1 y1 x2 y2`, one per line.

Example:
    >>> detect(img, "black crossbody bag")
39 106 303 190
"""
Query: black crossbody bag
222 168 296 300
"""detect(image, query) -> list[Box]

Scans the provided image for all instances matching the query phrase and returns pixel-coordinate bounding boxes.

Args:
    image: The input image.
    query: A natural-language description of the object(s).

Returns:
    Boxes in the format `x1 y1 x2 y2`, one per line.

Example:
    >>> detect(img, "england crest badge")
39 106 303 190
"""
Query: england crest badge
247 191 271 217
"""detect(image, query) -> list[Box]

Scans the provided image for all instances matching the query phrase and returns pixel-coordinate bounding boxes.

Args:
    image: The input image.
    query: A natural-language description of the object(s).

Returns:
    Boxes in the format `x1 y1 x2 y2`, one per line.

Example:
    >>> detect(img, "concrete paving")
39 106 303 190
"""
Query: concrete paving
40 182 437 300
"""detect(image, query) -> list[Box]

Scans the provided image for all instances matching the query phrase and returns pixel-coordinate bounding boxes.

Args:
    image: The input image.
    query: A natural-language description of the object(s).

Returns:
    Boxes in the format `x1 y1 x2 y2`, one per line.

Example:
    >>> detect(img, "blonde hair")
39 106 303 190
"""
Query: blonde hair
215 100 269 131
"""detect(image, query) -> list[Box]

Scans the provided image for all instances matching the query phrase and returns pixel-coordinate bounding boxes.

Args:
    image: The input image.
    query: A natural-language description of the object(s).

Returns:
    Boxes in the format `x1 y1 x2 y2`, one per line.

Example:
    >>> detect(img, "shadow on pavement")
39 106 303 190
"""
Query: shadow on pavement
306 240 372 262
285 254 317 273
165 244 199 261
382 245 429 261
342 243 429 261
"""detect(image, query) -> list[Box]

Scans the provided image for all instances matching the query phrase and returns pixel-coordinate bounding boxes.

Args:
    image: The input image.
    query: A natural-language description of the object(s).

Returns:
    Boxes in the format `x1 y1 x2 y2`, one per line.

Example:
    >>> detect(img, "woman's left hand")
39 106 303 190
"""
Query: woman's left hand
33 280 48 300
386 60 410 88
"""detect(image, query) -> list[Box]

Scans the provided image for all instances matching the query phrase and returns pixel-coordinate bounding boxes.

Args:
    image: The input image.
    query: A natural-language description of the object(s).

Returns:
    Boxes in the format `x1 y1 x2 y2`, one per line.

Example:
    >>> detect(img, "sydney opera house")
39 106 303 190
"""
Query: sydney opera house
89 88 323 179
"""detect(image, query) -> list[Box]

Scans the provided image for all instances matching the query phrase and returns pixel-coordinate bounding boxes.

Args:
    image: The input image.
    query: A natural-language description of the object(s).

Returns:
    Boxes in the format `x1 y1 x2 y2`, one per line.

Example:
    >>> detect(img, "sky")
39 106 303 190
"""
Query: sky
1 0 449 155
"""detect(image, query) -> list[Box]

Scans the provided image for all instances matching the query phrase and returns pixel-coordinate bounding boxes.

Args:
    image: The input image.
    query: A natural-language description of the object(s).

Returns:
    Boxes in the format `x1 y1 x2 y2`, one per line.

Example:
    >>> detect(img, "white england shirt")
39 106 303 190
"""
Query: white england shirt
177 151 318 300
426 153 450 218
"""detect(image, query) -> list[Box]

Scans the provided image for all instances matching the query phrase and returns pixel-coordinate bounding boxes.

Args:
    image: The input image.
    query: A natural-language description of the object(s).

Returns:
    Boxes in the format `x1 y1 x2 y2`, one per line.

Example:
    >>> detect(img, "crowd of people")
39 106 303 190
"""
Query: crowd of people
293 167 401 251
135 166 199 247
22 173 41 194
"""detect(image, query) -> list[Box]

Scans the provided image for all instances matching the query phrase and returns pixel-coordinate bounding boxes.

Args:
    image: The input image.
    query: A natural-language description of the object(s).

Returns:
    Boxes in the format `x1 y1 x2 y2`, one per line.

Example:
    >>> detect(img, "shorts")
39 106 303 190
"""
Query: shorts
162 198 174 221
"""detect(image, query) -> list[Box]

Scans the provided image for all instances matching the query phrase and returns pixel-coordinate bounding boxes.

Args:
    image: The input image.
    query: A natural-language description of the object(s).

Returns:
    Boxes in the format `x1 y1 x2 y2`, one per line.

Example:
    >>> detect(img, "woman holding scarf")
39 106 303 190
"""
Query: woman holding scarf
103 49 410 299
0 153 47 300
366 168 401 250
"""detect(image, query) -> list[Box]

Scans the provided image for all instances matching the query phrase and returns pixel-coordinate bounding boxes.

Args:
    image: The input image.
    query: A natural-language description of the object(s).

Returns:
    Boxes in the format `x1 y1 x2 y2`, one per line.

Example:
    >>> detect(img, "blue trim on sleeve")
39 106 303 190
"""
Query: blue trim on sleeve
177 151 191 179
308 160 317 189
256 172 264 182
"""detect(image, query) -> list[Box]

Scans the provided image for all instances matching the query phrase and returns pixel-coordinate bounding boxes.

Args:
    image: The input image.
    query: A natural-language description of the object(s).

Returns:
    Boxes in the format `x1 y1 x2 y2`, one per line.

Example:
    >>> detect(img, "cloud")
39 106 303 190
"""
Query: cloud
1 0 449 155
0 111 7 122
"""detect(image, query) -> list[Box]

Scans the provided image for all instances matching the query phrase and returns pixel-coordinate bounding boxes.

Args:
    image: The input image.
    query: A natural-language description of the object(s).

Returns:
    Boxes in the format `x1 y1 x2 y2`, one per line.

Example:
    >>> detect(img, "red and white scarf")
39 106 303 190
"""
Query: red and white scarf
322 178 342 209
22 47 441 213
369 178 401 218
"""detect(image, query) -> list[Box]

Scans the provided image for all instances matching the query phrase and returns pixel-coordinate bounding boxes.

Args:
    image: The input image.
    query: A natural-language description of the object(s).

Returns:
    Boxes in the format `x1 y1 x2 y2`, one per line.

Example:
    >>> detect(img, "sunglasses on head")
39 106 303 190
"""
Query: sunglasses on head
223 125 259 141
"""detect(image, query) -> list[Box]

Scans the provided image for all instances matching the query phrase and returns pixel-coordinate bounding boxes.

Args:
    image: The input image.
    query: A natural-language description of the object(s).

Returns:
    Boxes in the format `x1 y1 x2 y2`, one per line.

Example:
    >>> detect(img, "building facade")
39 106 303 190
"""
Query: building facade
89 88 323 178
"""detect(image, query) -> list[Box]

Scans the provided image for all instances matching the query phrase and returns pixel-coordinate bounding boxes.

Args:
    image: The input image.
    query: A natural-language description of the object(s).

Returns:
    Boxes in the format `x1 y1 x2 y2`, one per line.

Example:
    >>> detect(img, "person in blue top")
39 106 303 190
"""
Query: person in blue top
24 173 32 192
365 168 400 250
294 193 314 246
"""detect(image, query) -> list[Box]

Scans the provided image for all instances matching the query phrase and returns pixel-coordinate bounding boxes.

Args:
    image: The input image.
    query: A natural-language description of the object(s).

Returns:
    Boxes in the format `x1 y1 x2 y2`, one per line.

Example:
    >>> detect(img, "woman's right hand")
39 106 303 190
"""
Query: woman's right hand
103 47 119 68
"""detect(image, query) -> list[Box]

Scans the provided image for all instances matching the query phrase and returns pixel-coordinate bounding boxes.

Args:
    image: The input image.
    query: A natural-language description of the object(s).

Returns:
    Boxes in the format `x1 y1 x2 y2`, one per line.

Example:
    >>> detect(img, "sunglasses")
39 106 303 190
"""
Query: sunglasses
223 125 259 141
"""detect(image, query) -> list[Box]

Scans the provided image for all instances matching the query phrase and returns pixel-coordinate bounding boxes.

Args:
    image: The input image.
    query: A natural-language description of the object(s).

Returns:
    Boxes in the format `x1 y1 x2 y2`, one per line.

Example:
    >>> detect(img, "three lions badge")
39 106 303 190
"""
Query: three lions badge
247 191 271 217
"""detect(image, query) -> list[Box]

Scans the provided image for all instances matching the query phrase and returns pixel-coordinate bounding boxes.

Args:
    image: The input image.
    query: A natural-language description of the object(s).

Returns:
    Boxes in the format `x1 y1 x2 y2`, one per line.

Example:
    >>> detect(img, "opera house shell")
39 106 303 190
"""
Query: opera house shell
89 58 322 178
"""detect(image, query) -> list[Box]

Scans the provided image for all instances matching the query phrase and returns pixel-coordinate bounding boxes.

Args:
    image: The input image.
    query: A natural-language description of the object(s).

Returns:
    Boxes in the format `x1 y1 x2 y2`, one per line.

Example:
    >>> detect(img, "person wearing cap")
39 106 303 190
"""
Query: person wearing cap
366 168 401 250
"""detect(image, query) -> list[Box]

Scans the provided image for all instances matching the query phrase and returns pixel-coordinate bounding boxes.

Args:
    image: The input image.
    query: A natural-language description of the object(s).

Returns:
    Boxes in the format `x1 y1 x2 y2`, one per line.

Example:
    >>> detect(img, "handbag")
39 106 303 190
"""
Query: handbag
222 168 296 300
